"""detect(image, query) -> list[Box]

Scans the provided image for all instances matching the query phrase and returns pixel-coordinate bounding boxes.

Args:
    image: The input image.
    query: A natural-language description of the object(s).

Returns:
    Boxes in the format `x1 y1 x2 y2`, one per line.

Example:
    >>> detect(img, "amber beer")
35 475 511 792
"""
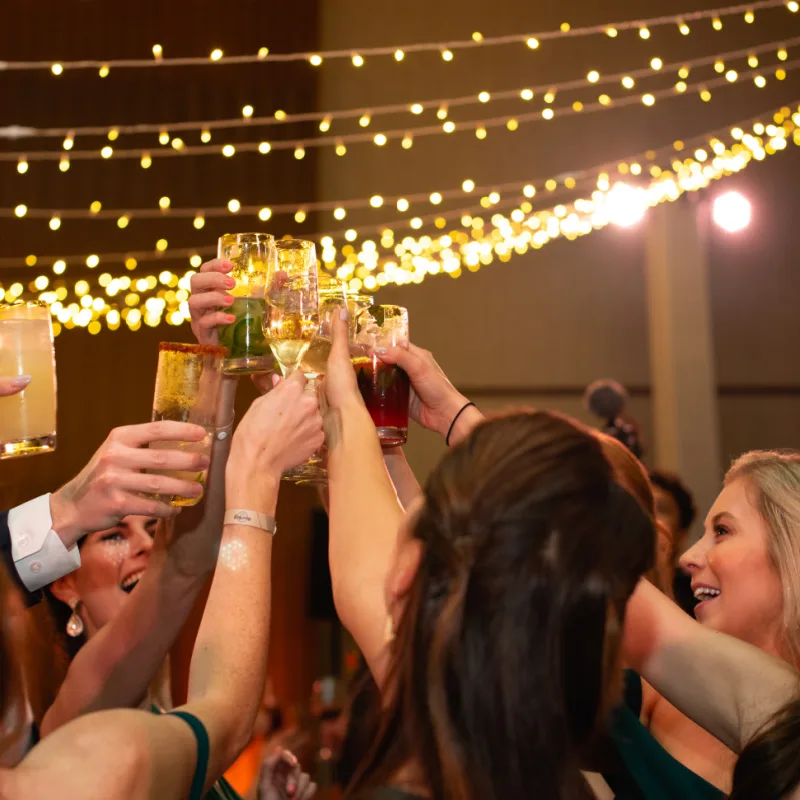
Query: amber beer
148 342 225 506
353 305 410 446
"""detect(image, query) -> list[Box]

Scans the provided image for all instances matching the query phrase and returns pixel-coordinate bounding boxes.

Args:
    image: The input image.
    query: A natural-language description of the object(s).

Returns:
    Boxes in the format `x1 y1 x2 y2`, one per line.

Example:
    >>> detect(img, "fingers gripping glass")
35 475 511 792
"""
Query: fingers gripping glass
0 301 58 459
217 233 277 375
148 342 226 506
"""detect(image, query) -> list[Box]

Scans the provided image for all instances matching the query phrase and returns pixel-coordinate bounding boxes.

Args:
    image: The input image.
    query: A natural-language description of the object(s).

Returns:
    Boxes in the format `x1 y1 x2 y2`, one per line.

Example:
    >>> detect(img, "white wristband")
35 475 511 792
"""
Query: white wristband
223 509 277 535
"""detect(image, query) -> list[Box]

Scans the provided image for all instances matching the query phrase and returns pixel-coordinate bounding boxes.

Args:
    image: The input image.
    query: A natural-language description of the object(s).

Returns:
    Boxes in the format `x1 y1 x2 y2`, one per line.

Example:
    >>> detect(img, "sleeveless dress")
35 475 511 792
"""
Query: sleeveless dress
604 671 725 800
156 707 242 800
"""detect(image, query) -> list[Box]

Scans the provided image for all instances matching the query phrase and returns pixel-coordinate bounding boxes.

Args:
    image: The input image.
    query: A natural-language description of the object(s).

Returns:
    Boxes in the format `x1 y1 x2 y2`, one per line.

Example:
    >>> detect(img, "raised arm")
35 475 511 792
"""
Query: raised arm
376 342 483 447
382 447 422 509
40 383 237 735
624 579 798 752
324 313 406 681
180 369 323 787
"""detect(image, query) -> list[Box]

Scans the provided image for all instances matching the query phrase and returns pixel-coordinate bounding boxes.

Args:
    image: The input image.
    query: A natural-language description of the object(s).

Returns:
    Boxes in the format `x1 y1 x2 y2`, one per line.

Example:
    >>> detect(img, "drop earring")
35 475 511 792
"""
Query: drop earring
66 599 84 638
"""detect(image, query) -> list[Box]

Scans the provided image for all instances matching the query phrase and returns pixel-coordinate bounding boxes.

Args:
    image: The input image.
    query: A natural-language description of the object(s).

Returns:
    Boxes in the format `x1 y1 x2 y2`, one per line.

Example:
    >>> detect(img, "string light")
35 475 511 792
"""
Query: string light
152 44 163 60
8 38 797 157
639 27 651 39
394 49 405 61
210 48 223 61
99 64 110 78
17 157 28 174
352 54 364 67
49 216 61 231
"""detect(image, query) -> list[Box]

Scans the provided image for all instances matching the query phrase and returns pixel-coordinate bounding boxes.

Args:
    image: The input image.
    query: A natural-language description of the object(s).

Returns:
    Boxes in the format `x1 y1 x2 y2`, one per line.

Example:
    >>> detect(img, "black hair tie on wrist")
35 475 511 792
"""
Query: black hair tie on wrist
446 402 476 446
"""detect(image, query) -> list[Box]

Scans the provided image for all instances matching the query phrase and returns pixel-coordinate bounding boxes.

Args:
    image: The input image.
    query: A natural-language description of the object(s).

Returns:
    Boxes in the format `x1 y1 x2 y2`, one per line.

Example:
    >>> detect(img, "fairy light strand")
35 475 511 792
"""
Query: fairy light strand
3 38 795 143
0 0 792 73
2 57 794 168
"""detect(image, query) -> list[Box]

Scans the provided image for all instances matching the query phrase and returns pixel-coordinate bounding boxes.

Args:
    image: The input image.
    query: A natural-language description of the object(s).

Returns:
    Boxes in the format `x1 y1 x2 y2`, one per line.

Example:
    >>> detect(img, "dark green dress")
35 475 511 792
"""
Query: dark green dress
153 707 242 800
604 671 725 800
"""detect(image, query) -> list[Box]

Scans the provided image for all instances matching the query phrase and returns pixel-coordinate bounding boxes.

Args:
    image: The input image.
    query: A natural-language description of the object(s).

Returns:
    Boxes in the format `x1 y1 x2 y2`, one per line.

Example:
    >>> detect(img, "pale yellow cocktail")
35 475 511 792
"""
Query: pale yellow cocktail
0 301 57 458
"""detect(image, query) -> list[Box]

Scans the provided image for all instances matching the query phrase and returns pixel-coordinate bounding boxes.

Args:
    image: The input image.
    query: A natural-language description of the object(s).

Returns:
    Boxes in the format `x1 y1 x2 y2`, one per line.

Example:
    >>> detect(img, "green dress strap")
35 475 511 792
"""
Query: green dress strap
152 705 243 800
605 671 725 800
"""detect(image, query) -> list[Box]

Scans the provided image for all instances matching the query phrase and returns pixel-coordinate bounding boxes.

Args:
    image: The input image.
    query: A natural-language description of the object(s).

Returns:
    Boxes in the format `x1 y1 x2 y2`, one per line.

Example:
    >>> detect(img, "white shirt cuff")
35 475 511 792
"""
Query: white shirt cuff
8 494 81 592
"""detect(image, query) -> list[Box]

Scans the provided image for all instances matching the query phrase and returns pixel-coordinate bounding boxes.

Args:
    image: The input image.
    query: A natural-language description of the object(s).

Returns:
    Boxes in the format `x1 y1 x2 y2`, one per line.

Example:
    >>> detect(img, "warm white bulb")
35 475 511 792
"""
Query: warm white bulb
713 191 751 233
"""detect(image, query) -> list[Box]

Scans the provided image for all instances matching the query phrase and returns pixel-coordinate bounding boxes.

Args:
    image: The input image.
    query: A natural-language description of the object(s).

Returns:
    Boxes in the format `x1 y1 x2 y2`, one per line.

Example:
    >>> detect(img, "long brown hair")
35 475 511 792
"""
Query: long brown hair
350 410 655 800
0 566 25 758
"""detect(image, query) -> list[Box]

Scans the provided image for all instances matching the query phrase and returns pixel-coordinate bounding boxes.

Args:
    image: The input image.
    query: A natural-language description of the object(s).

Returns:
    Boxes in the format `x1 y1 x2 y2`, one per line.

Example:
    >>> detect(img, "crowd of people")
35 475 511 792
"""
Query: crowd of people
0 256 799 799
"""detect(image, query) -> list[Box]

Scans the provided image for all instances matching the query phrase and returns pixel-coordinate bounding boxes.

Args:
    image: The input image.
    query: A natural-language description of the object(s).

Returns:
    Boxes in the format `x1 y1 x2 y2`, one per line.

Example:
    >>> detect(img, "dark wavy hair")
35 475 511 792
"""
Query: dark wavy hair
730 696 800 800
348 410 656 800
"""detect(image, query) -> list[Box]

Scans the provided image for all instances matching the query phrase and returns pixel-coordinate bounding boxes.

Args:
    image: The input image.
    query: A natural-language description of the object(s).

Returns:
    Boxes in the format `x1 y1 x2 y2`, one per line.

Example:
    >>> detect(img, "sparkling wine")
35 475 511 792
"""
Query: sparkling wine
301 337 332 378
263 305 318 372
148 428 213 507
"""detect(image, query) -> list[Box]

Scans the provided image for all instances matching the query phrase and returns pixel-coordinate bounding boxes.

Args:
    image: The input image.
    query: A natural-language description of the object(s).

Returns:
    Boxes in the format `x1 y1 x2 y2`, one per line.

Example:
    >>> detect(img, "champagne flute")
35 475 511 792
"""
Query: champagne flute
284 274 349 484
263 239 319 376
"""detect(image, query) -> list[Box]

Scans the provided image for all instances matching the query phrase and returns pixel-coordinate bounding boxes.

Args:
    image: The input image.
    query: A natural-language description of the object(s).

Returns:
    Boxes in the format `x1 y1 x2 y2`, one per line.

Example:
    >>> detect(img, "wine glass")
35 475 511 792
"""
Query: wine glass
263 239 319 376
284 274 349 484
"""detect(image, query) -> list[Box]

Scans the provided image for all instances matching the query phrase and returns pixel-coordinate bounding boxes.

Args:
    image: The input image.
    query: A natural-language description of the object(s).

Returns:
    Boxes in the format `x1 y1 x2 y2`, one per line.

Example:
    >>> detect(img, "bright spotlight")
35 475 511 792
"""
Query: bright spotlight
606 183 647 227
712 191 751 233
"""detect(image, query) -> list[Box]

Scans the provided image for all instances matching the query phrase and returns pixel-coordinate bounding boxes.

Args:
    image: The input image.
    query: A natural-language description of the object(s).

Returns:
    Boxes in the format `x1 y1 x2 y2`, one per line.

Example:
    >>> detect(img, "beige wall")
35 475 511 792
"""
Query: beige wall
318 0 800 512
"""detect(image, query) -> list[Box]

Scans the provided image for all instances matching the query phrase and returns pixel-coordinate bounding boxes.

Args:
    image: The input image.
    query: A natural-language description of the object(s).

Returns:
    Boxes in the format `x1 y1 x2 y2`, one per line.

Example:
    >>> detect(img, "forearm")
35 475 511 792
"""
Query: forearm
445 403 484 447
42 432 232 735
184 477 280 783
383 448 422 509
328 400 405 678
625 579 798 751
42 547 206 735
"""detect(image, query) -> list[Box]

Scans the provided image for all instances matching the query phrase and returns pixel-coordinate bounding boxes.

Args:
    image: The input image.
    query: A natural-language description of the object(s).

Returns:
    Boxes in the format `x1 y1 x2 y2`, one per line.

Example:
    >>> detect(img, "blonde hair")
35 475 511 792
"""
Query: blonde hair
725 450 800 666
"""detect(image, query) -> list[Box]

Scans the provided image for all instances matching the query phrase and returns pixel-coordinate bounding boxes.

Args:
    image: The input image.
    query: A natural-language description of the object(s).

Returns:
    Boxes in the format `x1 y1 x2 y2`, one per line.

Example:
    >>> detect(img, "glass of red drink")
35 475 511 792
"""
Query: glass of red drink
353 305 410 446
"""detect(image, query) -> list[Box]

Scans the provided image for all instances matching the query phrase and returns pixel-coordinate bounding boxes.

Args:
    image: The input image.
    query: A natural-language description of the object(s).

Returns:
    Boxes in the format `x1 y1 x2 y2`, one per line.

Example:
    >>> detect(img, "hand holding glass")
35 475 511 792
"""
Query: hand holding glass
148 342 226 506
216 233 276 375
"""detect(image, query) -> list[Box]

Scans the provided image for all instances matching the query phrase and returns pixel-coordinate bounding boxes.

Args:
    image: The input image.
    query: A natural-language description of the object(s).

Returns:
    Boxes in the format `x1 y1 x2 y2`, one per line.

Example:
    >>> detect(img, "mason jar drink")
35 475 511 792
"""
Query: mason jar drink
217 233 276 375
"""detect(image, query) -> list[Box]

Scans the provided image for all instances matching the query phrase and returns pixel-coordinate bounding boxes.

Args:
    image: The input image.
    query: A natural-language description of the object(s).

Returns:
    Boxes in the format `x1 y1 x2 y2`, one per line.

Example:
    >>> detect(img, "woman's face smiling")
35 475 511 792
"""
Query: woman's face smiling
680 478 785 658
52 516 157 638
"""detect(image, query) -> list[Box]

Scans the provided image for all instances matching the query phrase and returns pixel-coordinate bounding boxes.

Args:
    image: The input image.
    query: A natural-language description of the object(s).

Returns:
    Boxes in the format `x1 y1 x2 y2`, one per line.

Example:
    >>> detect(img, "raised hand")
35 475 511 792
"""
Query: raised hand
188 258 236 344
375 343 480 441
49 422 210 548
226 370 324 506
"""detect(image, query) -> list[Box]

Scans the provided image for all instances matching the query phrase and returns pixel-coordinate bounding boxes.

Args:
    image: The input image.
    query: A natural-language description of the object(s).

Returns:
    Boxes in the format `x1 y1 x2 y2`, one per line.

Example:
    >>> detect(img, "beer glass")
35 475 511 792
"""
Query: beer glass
149 342 226 506
0 301 57 459
353 305 410 446
217 232 277 375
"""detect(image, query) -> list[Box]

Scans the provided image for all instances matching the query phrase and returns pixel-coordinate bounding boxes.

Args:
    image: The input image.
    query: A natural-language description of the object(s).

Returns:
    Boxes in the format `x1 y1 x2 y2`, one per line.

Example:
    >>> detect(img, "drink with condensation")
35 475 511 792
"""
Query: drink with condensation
148 342 225 506
217 233 276 375
353 305 410 446
0 301 57 459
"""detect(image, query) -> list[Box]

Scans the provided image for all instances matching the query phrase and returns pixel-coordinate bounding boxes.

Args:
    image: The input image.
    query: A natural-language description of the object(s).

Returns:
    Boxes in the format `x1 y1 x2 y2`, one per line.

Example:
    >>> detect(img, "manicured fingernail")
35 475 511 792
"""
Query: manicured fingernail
339 308 349 321
225 314 236 322
224 277 236 288
375 347 388 355
286 780 297 795
12 375 31 389
222 261 233 272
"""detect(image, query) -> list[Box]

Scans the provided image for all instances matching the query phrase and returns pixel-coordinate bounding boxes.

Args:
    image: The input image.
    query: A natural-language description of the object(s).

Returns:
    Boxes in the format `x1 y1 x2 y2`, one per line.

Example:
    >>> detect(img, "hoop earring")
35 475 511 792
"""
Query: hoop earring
66 599 84 638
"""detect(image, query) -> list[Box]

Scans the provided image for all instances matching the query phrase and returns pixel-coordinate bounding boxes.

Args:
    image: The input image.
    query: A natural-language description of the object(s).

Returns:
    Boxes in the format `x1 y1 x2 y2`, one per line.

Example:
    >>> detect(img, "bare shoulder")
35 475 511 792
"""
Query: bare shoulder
8 710 193 800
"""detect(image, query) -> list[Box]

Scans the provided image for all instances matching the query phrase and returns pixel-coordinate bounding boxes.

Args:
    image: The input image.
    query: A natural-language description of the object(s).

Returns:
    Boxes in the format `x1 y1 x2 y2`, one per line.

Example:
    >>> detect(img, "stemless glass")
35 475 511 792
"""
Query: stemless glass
0 301 57 459
284 275 349 484
216 232 276 375
353 305 411 446
263 239 319 376
148 342 226 507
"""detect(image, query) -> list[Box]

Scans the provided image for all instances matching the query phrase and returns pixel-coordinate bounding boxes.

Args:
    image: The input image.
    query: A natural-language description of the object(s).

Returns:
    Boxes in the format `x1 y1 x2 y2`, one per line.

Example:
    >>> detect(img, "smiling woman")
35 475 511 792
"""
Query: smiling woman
46 515 159 648
640 448 800 795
